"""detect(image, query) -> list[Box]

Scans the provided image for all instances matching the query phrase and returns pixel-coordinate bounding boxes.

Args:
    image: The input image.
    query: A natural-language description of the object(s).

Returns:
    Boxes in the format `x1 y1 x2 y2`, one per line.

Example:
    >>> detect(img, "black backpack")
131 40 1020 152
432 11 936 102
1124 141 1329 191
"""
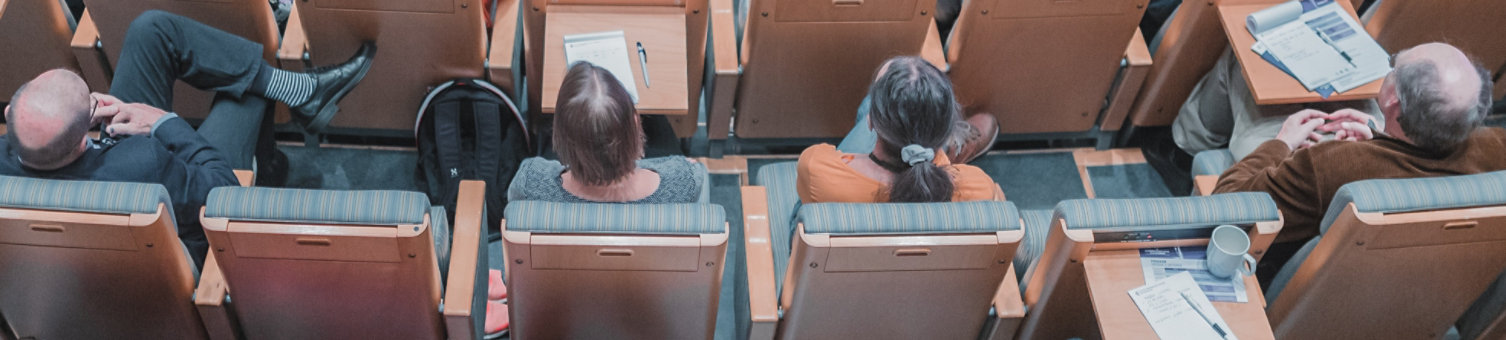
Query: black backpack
415 79 530 238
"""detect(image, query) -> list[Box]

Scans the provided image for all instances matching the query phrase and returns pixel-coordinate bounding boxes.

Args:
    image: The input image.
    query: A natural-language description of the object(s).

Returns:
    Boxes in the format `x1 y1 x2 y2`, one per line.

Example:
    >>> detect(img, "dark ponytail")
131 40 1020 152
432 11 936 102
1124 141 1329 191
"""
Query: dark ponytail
867 56 959 203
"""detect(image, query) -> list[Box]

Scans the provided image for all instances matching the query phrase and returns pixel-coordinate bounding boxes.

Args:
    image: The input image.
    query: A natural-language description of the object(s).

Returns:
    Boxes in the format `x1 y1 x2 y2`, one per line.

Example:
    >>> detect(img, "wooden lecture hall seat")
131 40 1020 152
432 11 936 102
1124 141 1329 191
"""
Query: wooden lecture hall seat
279 0 516 135
942 0 1149 148
1015 193 1282 340
1264 172 1506 339
501 201 729 339
741 162 1025 339
70 0 280 122
0 176 214 339
194 181 488 338
708 0 936 144
0 0 81 97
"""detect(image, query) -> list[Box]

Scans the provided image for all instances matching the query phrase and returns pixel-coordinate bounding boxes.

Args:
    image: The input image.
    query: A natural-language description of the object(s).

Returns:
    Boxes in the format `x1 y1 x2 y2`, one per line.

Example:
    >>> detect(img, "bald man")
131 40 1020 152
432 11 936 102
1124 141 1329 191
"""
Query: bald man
0 11 374 268
1213 42 1503 245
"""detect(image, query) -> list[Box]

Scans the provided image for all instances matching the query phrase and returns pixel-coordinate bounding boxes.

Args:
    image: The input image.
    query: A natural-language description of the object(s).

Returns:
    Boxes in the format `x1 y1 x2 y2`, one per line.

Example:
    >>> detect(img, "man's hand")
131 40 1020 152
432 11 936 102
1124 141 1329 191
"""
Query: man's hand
1275 109 1328 151
99 102 168 137
88 93 122 125
1320 108 1378 142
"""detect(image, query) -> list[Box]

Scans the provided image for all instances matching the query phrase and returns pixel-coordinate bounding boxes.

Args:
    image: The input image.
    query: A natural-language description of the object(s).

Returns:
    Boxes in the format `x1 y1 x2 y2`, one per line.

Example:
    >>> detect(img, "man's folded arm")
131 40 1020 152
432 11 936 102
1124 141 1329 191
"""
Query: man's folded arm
151 114 239 203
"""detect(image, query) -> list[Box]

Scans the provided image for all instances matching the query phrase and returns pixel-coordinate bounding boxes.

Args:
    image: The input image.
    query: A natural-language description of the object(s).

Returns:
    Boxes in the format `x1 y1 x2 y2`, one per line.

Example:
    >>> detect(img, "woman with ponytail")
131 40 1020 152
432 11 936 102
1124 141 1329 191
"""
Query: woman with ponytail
796 56 999 203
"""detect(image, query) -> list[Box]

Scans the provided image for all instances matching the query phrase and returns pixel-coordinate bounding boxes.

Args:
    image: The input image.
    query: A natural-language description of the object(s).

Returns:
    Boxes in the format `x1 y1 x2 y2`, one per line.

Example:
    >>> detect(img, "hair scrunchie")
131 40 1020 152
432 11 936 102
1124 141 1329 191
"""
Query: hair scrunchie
900 144 936 166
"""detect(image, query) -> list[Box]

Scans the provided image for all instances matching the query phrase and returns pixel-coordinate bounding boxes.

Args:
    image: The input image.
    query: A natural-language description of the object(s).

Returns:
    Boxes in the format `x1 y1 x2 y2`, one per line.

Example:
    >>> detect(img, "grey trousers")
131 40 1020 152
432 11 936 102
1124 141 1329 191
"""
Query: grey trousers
1173 49 1382 159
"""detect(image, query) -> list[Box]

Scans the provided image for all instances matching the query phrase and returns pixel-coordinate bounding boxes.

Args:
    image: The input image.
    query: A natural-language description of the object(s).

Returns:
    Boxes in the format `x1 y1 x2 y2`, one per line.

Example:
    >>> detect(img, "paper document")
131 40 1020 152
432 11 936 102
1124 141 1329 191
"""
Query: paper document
563 30 640 103
1140 246 1249 303
1130 272 1239 340
1244 0 1390 95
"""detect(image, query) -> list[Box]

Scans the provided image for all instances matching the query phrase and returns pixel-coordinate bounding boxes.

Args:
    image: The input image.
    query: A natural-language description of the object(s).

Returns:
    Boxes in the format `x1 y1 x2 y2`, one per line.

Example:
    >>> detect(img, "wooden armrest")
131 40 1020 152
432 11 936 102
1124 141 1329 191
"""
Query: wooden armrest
1193 174 1219 197
741 186 779 340
921 20 947 72
277 5 308 71
233 170 254 187
707 0 741 141
981 265 1026 340
1099 27 1153 132
70 9 111 92
443 180 488 340
487 0 521 95
193 253 240 340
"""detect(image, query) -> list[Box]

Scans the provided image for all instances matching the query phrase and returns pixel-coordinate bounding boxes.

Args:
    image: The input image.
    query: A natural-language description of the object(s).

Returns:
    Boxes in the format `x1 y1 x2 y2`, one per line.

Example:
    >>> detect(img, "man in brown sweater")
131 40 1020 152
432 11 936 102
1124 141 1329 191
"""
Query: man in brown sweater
1214 42 1504 246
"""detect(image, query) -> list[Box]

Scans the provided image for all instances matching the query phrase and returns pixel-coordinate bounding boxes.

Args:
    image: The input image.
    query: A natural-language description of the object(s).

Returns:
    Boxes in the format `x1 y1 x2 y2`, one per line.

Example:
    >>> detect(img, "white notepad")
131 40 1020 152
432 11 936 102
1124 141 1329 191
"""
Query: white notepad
563 30 640 103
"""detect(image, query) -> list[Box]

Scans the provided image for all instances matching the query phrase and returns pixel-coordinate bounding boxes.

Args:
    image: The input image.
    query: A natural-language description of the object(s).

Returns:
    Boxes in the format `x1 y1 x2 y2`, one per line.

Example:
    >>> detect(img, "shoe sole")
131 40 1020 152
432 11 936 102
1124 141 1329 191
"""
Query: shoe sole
305 45 377 134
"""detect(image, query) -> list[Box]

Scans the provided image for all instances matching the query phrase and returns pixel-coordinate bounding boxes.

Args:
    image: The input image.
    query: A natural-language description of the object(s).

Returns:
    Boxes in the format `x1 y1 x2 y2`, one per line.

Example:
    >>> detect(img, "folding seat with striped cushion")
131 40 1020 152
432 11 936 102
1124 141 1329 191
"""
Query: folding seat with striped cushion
741 161 1026 340
501 200 729 339
196 182 488 339
0 175 208 338
1266 171 1506 339
1016 193 1282 340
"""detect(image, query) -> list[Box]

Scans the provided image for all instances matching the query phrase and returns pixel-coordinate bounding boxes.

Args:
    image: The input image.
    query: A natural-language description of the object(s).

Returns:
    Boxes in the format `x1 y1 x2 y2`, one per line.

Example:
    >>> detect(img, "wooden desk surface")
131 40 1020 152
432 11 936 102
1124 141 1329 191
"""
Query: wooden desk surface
1218 2 1382 105
542 5 690 115
1084 249 1275 340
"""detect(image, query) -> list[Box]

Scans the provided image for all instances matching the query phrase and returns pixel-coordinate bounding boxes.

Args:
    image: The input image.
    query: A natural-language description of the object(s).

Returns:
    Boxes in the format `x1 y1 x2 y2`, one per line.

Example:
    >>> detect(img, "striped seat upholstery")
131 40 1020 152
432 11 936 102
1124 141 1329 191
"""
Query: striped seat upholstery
1191 149 1235 177
204 187 428 225
1270 171 1506 300
504 201 726 234
1056 192 1280 230
799 201 1021 235
754 161 800 291
1015 209 1054 281
0 175 168 214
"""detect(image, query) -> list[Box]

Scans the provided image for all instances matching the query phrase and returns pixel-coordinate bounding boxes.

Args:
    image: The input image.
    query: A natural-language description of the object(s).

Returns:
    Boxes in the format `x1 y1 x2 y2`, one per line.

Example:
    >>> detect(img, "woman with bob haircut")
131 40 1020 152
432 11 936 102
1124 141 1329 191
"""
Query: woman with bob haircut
797 56 999 203
509 62 704 203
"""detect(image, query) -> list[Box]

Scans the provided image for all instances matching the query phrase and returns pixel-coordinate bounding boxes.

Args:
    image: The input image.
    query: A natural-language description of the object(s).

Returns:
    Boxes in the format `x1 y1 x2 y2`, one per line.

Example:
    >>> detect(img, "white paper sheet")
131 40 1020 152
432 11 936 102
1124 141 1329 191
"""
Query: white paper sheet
1140 246 1250 303
1129 272 1239 340
563 30 640 103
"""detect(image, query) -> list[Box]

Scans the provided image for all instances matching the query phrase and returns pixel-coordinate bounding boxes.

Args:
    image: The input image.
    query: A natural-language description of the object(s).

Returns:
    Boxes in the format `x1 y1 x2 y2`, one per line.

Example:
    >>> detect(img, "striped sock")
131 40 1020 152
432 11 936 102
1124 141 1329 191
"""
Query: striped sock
251 64 315 107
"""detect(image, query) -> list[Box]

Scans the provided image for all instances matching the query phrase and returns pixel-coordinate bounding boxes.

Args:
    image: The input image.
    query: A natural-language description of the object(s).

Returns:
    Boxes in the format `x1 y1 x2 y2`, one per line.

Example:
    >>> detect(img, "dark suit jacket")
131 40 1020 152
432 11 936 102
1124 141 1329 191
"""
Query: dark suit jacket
0 117 237 268
1214 127 1506 243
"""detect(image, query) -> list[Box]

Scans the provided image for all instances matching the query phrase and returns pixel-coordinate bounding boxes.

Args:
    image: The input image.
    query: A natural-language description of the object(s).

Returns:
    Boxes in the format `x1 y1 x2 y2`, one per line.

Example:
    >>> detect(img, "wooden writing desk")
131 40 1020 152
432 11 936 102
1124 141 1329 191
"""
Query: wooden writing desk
1194 175 1220 197
541 5 689 115
1084 249 1276 340
1218 1 1383 105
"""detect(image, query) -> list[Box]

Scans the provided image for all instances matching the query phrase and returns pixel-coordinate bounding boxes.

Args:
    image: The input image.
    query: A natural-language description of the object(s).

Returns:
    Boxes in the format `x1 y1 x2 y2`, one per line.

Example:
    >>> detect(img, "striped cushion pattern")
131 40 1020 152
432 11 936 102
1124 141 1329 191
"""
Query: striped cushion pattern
1191 149 1235 177
1319 170 1506 234
1056 192 1280 230
504 201 726 234
1015 209 1054 282
205 187 428 225
0 175 167 214
798 201 1021 234
754 162 801 293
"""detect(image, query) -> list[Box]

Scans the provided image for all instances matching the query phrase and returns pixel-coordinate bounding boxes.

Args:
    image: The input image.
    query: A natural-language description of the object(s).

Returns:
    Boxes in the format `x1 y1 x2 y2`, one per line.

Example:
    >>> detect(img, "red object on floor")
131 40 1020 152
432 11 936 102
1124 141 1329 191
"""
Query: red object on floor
485 301 510 334
488 269 508 300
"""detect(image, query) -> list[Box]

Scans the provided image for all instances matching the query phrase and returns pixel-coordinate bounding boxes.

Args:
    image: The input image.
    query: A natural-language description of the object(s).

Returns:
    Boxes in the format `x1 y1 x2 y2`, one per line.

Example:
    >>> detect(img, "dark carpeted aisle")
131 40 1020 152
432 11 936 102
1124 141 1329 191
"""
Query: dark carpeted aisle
969 152 1089 210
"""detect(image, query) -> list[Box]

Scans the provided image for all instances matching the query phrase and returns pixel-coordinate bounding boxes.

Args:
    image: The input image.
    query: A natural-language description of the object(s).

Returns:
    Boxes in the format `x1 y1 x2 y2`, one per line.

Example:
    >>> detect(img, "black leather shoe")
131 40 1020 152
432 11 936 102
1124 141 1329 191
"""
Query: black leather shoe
292 41 376 133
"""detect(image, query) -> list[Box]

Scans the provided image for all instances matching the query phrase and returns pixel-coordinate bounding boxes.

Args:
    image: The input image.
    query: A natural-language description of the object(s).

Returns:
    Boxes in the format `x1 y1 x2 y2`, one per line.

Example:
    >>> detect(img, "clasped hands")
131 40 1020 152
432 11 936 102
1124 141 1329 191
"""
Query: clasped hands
1274 108 1379 151
88 93 169 137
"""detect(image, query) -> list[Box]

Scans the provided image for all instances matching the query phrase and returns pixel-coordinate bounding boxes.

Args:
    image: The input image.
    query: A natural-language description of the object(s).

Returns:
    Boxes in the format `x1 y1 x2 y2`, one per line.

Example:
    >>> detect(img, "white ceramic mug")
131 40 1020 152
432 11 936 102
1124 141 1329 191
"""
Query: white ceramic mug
1207 225 1257 279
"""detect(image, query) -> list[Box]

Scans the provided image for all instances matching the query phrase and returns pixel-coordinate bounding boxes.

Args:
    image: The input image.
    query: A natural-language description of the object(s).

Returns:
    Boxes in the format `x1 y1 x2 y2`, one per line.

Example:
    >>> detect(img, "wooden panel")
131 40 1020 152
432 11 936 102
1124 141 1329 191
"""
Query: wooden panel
314 0 455 14
294 0 486 131
948 0 1146 134
732 0 934 138
0 220 138 251
0 0 80 96
1126 0 1235 127
1366 0 1506 84
529 239 703 271
540 5 690 115
772 0 920 23
226 223 403 262
1218 1 1382 105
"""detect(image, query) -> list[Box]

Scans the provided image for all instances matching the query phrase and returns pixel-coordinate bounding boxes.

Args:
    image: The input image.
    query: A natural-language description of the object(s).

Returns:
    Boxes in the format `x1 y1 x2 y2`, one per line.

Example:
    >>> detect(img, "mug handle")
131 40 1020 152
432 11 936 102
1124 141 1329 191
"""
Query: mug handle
1238 254 1258 277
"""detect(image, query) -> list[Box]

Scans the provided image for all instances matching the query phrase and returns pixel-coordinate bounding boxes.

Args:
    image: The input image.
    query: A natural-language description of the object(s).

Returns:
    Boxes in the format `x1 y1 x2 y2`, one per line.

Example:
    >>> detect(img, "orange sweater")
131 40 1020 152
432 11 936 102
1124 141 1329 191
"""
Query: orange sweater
796 144 1000 203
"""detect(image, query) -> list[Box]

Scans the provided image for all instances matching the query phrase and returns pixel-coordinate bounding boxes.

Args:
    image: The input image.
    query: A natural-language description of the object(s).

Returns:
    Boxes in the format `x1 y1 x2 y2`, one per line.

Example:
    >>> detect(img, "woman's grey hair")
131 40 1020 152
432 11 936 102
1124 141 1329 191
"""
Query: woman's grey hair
1393 60 1493 154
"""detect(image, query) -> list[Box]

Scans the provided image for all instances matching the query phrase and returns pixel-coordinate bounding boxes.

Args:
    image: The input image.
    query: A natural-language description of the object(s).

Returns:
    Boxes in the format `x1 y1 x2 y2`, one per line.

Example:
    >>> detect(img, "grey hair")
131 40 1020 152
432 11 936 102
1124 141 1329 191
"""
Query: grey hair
1393 60 1492 154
